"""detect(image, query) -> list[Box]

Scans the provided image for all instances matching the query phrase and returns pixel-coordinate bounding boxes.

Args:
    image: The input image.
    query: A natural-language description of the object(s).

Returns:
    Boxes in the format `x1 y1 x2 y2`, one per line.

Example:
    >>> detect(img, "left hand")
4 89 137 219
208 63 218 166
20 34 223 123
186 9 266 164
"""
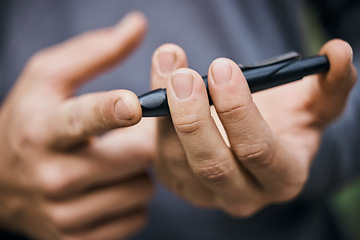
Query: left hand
0 12 156 240
151 40 357 217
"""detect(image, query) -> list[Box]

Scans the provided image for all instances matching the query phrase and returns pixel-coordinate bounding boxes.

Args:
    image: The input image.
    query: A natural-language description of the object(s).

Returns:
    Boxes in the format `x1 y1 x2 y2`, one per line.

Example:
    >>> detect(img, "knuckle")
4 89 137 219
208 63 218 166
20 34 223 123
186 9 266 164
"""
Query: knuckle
27 50 61 79
98 95 113 127
63 101 88 138
216 102 253 125
13 104 48 148
27 51 47 74
47 206 75 231
35 164 73 198
193 158 231 184
235 140 273 169
173 113 205 135
97 92 126 129
16 125 44 151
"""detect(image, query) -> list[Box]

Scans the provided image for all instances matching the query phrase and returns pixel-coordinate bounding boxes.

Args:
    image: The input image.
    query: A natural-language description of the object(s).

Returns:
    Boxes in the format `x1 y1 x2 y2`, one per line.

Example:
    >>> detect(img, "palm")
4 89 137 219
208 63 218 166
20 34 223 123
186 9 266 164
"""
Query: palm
253 76 322 163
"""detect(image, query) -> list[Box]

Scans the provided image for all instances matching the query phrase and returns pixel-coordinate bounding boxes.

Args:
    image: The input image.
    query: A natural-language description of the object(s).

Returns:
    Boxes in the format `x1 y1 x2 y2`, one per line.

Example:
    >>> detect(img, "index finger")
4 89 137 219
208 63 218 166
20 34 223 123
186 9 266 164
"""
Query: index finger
150 44 188 160
26 12 147 97
167 68 263 214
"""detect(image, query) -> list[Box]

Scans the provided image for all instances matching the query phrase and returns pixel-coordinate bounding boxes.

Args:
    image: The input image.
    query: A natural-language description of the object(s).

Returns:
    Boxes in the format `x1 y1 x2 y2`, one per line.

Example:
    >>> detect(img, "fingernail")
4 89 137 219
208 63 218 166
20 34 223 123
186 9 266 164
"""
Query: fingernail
158 50 177 74
115 97 132 120
171 70 194 99
211 59 232 85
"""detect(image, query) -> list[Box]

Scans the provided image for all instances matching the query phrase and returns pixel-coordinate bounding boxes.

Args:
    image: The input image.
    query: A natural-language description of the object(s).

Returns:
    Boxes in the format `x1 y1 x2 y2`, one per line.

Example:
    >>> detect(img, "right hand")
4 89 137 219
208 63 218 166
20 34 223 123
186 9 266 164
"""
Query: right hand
0 12 155 240
151 41 356 217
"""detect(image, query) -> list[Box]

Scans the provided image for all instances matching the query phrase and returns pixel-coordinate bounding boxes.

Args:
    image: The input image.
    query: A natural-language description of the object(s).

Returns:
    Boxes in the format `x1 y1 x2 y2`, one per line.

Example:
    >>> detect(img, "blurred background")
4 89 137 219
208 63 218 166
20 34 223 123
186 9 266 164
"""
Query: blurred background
305 4 360 239
331 179 360 240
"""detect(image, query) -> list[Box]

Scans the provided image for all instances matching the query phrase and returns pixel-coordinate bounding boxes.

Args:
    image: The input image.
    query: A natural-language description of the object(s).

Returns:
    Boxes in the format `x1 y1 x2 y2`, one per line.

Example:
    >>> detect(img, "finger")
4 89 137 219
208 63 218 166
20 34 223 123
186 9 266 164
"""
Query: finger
151 43 188 89
150 44 195 183
26 12 147 96
150 45 216 204
208 59 296 198
151 43 188 142
46 174 153 233
208 58 274 164
318 39 356 95
33 133 152 199
305 39 357 125
167 68 262 212
45 89 142 148
62 209 147 240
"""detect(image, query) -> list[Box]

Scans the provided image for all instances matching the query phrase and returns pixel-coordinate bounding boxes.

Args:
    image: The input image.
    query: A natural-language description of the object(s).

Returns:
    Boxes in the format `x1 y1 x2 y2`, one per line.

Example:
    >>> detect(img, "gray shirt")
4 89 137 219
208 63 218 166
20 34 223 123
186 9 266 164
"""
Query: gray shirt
1 1 359 239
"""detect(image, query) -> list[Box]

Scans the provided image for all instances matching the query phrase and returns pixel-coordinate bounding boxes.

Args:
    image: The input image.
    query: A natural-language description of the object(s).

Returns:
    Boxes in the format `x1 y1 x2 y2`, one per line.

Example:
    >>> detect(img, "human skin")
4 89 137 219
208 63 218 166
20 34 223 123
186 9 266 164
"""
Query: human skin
152 40 357 217
0 9 356 240
0 12 156 240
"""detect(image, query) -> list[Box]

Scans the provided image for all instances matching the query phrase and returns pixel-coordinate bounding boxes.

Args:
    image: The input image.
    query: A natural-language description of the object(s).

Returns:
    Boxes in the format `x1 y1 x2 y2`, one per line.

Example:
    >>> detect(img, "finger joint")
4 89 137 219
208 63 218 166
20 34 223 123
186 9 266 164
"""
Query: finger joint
235 141 273 170
193 158 232 184
173 114 206 135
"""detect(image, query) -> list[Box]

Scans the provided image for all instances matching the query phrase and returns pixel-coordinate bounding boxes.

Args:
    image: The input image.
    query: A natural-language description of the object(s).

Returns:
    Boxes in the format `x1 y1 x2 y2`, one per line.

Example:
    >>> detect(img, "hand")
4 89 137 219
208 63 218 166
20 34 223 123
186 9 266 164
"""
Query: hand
151 40 357 217
0 12 155 240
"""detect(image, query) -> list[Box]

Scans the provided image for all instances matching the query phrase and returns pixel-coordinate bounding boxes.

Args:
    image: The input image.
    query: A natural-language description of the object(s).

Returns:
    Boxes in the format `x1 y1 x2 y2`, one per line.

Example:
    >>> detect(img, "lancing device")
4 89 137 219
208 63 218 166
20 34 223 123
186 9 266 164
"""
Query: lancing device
138 51 330 117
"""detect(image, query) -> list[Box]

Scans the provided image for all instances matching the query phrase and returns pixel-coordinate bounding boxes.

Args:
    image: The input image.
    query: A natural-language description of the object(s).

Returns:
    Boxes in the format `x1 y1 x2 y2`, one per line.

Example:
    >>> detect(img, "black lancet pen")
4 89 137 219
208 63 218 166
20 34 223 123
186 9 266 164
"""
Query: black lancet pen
138 52 330 117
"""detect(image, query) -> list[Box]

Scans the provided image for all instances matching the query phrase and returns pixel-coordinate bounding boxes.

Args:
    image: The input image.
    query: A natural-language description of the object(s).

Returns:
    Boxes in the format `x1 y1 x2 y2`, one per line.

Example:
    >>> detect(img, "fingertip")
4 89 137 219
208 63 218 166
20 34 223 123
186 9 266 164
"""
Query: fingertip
166 67 210 121
151 43 188 89
168 68 194 100
209 57 248 90
209 58 233 85
114 90 142 125
115 11 148 33
150 45 188 138
318 39 356 92
128 11 148 25
111 11 148 58
168 68 206 99
152 43 186 63
208 57 252 112
319 39 352 57
319 39 353 75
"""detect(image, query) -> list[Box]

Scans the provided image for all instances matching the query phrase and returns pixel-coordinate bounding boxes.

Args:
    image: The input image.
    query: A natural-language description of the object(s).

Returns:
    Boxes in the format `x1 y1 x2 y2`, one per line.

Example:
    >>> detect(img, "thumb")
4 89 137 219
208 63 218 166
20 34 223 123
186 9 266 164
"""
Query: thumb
45 89 142 149
24 11 147 97
305 39 357 125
